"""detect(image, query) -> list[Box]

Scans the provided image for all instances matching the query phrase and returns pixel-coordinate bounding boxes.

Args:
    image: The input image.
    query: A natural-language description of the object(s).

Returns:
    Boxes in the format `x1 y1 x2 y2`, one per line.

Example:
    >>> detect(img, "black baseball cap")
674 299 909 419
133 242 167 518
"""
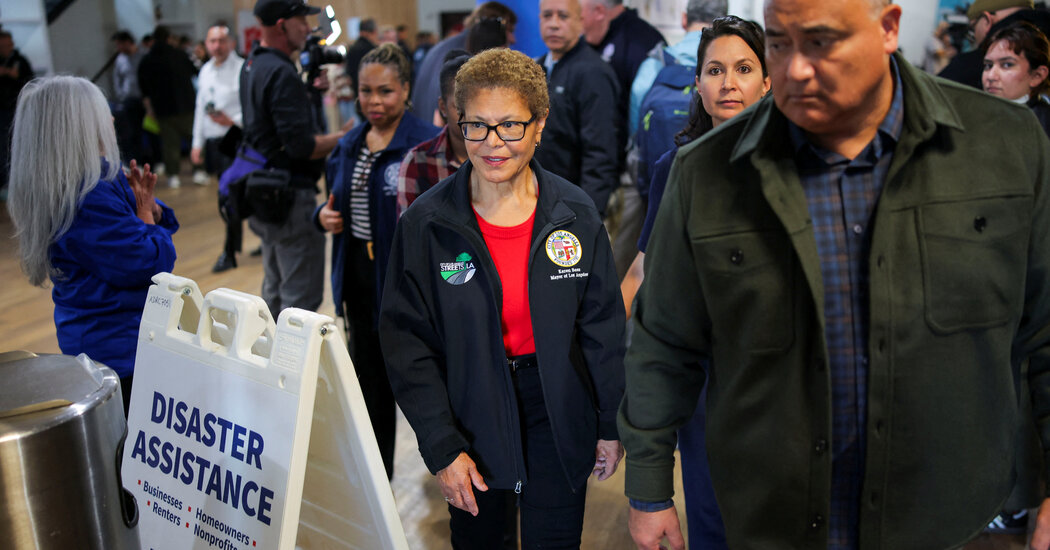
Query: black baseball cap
254 0 321 26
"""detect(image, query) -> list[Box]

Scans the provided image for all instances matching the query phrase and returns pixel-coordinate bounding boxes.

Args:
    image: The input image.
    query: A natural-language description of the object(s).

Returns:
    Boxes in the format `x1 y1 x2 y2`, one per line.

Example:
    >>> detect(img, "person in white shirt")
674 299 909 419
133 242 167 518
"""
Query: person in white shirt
191 23 245 272
191 24 243 182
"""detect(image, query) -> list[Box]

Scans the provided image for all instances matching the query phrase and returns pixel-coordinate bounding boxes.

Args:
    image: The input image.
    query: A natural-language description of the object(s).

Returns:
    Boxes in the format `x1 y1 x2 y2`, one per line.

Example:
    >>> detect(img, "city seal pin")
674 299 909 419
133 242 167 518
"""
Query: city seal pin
545 230 582 267
440 252 476 285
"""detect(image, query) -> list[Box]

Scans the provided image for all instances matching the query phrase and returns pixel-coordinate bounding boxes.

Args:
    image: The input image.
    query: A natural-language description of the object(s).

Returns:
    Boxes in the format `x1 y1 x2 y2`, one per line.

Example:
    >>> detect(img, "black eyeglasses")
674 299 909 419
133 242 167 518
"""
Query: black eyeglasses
458 117 536 142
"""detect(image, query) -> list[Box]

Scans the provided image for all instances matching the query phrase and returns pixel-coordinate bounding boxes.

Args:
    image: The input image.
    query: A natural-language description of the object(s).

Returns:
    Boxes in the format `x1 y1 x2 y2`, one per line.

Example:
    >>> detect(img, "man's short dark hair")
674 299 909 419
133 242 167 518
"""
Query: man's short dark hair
685 0 728 25
359 18 377 33
440 49 471 100
153 26 171 45
112 30 135 43
0 31 13 42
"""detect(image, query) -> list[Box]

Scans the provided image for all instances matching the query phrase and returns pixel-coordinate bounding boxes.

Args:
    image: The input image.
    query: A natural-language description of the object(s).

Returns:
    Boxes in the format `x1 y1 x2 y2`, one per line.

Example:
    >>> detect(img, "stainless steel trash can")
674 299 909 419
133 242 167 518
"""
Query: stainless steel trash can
0 350 140 549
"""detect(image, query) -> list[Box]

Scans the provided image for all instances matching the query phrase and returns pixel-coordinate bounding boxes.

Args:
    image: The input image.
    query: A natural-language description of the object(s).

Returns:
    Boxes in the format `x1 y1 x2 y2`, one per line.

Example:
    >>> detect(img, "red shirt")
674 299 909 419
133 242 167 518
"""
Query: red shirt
475 207 537 356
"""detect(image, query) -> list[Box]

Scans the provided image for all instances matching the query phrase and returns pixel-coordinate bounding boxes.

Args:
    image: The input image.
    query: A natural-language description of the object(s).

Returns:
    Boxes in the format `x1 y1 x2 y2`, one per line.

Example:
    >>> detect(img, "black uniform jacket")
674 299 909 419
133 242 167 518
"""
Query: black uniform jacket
379 159 626 491
535 40 622 216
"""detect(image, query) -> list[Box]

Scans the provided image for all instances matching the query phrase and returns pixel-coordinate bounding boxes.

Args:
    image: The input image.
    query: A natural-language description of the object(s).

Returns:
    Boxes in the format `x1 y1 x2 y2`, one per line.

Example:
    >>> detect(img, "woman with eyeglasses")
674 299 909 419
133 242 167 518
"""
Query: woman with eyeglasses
379 48 625 549
314 43 437 480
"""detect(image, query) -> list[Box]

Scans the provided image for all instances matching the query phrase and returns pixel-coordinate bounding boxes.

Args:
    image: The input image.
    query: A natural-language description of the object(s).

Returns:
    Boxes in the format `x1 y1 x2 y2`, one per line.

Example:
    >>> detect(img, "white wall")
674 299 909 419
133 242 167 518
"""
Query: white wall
0 0 53 75
115 0 155 40
416 0 476 36
897 0 940 67
49 0 117 92
195 0 236 43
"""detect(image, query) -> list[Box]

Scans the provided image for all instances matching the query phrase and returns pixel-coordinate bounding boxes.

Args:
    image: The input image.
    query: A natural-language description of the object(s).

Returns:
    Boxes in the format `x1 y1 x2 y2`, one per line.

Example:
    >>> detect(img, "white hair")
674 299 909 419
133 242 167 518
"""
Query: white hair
6 75 120 286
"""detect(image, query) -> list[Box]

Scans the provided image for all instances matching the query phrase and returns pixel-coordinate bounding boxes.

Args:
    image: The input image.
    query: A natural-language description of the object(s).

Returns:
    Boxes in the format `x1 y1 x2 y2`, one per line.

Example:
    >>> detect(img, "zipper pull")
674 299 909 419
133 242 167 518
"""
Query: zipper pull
514 480 522 494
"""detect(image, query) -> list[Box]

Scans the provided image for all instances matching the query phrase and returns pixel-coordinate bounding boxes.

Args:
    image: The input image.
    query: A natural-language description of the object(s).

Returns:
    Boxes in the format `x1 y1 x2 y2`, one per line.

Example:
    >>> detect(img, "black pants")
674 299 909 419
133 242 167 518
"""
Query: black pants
343 237 397 479
207 138 241 257
449 364 587 549
114 99 145 166
119 374 134 418
0 107 12 188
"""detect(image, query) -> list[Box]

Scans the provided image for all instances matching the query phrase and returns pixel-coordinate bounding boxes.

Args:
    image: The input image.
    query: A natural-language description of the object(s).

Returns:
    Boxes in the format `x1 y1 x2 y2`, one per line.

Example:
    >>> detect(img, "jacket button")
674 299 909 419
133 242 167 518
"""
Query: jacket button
875 419 885 437
729 249 744 265
814 439 827 454
810 515 824 530
974 216 987 232
876 255 885 268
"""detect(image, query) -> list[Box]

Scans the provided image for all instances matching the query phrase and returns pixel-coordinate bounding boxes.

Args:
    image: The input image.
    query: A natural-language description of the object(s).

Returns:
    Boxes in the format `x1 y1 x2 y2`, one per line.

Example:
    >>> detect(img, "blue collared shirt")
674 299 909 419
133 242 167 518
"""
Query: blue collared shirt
787 59 904 550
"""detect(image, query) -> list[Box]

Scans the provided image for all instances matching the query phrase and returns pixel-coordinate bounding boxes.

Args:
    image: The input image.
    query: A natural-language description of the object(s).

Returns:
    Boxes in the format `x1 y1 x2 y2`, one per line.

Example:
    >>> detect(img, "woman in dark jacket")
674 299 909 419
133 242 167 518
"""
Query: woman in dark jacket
982 21 1050 136
379 48 625 549
625 17 770 549
314 43 437 479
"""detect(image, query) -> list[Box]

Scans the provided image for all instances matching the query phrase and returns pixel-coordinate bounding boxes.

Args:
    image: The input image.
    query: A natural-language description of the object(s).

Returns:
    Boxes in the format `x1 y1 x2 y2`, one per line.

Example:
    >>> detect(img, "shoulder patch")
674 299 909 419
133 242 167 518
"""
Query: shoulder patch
440 252 476 285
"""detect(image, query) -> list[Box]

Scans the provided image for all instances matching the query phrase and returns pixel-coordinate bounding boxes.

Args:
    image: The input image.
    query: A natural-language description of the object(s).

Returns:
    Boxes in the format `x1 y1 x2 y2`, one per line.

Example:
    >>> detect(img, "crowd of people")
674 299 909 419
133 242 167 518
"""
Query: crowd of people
5 0 1050 548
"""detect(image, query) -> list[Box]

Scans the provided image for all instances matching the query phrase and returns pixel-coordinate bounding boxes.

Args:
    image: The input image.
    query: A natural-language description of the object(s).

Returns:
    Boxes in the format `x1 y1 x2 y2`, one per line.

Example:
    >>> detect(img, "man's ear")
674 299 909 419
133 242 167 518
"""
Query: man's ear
879 3 902 55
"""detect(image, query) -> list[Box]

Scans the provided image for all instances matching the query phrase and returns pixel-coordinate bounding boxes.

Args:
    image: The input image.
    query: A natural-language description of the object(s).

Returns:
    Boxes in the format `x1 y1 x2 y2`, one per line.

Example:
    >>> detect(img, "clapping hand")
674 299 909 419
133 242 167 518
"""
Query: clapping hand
127 160 159 224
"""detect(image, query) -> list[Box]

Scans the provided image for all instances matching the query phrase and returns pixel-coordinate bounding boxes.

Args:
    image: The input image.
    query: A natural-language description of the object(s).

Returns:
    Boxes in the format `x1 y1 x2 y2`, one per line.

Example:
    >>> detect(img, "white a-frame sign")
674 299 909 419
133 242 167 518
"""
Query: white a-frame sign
121 272 408 549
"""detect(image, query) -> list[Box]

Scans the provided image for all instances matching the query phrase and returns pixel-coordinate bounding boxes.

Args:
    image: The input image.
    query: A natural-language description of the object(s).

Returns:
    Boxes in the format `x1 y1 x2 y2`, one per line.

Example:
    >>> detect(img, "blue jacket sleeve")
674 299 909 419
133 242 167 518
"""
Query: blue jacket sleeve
58 177 178 290
315 139 349 231
638 147 677 253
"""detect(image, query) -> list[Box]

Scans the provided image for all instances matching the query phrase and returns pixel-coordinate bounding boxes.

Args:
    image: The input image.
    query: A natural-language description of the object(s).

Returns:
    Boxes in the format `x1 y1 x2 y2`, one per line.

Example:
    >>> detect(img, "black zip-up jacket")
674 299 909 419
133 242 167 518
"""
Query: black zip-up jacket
536 41 622 216
379 159 625 491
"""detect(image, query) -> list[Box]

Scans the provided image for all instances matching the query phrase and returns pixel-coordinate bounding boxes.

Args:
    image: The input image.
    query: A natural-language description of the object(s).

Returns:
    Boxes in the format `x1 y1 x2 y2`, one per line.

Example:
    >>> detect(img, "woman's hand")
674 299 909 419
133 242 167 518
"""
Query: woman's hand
319 193 343 233
593 439 624 481
437 452 488 516
127 160 158 225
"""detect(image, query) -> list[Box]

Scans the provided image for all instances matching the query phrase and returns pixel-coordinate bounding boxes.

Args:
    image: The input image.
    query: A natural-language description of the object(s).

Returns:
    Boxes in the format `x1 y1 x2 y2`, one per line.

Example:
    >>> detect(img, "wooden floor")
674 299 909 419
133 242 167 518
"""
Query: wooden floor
0 171 1027 549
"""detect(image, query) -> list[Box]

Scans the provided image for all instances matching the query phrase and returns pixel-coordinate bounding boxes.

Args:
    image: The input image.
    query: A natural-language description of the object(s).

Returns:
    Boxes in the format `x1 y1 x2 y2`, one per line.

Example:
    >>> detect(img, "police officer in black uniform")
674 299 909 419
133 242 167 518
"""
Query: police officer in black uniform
243 0 348 317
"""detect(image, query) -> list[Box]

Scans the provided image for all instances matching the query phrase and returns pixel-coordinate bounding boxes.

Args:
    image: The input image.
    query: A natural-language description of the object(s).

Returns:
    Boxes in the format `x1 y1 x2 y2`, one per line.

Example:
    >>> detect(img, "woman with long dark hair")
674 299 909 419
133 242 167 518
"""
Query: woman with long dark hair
622 15 769 549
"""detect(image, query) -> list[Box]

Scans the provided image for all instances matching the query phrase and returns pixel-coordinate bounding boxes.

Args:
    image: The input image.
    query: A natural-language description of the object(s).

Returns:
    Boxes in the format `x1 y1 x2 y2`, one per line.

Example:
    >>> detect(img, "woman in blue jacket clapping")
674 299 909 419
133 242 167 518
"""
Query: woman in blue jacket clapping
7 76 178 415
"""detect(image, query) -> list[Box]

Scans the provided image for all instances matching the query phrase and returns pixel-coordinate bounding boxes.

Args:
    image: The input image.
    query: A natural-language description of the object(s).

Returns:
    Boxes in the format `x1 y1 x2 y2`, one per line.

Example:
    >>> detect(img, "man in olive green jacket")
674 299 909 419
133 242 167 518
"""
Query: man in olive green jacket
619 0 1050 548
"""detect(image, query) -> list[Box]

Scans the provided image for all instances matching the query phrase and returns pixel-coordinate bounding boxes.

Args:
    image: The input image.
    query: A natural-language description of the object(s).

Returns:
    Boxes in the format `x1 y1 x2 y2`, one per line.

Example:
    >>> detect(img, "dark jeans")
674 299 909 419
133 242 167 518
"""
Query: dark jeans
113 99 145 166
343 236 397 479
449 364 587 550
0 107 13 188
119 374 134 418
207 138 240 256
678 382 728 549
